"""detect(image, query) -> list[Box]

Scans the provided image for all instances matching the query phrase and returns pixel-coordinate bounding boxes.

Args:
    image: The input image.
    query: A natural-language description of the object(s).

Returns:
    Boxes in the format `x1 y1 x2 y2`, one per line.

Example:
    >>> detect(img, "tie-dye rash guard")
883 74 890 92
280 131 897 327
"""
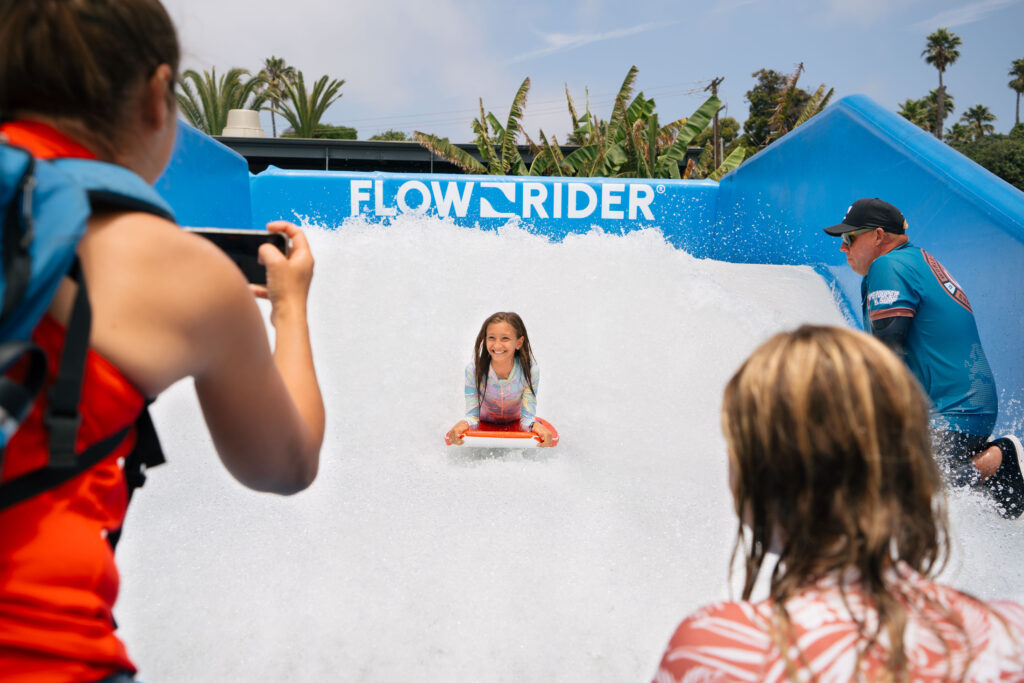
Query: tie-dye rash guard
464 358 538 432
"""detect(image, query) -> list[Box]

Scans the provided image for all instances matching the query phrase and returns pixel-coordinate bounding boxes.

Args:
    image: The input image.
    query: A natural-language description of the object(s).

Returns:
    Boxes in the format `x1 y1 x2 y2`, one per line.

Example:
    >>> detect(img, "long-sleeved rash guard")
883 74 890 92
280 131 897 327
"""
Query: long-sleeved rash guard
463 358 538 432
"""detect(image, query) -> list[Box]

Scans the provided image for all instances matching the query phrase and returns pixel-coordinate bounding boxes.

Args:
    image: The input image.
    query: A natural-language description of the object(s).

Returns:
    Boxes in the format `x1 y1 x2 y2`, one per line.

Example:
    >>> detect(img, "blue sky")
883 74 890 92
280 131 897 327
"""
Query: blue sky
162 0 1024 141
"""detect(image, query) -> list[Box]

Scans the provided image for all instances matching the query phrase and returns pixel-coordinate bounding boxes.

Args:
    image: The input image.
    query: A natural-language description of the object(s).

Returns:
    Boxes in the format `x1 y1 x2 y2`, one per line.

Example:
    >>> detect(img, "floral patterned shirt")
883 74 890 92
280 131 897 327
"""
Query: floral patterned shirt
654 566 1024 682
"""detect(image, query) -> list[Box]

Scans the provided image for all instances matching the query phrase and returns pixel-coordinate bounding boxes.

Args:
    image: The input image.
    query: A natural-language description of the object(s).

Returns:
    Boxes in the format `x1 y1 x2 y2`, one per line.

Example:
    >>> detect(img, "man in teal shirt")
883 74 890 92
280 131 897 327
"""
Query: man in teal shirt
825 197 1023 518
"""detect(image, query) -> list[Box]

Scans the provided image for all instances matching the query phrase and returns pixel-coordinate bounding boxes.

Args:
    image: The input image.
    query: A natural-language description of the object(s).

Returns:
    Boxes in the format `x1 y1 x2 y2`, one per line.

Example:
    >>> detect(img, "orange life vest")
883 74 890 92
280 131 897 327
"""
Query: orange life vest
0 121 154 682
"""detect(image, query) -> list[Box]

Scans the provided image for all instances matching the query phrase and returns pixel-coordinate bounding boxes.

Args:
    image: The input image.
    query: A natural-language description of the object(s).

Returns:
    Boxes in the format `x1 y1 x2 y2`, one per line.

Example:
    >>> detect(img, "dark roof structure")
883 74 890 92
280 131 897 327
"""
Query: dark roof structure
216 136 703 176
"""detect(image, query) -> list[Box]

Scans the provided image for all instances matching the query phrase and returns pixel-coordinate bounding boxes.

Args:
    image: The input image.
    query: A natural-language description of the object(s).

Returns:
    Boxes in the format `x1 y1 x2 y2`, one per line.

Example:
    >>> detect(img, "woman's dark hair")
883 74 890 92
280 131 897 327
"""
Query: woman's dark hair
472 312 535 397
722 325 968 680
0 0 180 153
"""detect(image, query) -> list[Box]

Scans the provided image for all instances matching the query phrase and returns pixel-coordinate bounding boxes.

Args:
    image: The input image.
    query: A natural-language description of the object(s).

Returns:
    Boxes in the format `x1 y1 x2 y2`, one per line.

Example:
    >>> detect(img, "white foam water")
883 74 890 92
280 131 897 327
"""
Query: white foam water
115 217 1024 682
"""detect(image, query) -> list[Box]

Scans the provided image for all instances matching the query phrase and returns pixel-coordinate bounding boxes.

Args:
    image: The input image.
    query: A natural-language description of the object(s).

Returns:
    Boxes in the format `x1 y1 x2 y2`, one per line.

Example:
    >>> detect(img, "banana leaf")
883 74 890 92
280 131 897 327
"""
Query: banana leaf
793 85 834 129
624 92 656 128
657 95 720 166
599 141 629 177
499 77 530 175
565 145 600 176
609 66 639 136
413 132 487 174
566 84 581 134
544 132 575 176
708 145 746 181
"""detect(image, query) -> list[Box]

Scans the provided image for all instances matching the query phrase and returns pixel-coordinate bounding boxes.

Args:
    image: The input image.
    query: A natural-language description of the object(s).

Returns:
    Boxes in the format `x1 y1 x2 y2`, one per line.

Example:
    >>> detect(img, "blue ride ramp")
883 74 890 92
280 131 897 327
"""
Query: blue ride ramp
715 95 1024 430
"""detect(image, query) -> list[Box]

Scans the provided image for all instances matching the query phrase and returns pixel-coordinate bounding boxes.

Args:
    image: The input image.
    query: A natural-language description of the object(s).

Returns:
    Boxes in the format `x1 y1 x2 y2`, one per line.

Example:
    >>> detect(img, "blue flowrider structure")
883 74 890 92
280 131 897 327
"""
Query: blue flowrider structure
157 96 1024 431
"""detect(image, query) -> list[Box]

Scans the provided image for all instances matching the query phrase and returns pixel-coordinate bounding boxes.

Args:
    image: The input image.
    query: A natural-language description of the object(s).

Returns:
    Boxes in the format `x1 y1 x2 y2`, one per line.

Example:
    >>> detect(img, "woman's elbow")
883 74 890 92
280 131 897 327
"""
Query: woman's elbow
274 442 321 494
228 441 321 495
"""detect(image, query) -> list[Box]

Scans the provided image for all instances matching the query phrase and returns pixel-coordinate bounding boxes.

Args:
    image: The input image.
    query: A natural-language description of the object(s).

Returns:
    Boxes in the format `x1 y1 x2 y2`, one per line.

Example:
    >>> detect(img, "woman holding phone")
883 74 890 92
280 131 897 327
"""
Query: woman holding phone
0 1 324 681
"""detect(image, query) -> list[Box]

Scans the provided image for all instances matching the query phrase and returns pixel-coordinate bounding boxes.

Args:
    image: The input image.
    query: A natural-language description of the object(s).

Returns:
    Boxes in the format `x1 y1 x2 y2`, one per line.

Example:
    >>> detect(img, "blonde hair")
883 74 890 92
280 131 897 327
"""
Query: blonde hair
723 325 956 680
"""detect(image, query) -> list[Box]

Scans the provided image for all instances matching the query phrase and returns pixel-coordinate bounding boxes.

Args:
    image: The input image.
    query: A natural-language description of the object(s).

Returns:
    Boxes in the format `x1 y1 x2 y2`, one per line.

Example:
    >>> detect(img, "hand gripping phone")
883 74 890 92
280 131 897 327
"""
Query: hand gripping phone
186 228 289 285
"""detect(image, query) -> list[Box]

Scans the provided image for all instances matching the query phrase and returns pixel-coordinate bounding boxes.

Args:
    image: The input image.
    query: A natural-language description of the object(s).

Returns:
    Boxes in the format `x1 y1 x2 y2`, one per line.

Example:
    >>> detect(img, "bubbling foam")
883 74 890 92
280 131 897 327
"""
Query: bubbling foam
115 217 1023 682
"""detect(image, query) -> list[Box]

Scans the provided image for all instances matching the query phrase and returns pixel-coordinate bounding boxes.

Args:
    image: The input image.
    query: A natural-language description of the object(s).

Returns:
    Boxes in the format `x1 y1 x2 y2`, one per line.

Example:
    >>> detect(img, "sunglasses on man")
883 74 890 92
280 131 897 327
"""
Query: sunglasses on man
841 228 875 248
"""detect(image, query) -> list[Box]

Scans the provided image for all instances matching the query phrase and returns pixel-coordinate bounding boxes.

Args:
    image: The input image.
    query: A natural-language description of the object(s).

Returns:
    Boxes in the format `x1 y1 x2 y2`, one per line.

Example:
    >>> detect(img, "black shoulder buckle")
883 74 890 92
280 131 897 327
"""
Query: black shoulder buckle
44 409 82 469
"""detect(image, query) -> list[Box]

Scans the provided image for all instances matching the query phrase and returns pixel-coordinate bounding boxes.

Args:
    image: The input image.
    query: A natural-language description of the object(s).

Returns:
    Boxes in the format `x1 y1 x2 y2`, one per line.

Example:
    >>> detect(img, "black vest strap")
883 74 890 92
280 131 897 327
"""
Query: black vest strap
44 259 90 469
0 422 131 511
105 405 166 551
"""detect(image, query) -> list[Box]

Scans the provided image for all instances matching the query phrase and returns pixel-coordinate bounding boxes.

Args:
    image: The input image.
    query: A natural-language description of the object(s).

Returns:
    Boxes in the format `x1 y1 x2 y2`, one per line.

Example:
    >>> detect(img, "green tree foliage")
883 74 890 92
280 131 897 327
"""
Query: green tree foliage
176 67 266 136
1009 58 1024 126
739 66 831 151
694 116 739 148
924 88 956 126
945 122 972 145
414 67 745 180
768 63 833 141
282 123 357 139
564 85 607 146
959 104 996 141
414 77 532 175
952 133 1024 191
922 28 962 138
741 68 818 149
369 129 409 141
257 56 296 138
742 69 796 148
899 89 955 135
898 98 932 131
275 71 345 139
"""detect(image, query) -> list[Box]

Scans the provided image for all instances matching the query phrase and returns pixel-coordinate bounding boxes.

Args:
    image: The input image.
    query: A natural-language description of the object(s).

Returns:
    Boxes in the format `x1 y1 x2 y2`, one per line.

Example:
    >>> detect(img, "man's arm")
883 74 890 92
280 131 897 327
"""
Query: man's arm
870 312 913 360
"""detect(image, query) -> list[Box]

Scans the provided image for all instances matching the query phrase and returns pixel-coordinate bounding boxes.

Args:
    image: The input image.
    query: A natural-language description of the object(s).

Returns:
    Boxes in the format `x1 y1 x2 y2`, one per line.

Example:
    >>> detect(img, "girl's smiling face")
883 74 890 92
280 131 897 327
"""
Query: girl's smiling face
486 321 524 362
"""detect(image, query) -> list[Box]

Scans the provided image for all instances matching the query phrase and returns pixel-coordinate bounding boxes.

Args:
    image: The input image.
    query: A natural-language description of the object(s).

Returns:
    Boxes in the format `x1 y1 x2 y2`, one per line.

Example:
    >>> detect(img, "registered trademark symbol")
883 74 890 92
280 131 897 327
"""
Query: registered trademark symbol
656 184 666 194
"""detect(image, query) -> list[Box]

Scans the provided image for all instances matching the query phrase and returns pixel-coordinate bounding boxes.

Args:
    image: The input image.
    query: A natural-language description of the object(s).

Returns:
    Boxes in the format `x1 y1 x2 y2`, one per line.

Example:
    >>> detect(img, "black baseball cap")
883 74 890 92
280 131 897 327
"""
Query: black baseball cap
824 198 906 236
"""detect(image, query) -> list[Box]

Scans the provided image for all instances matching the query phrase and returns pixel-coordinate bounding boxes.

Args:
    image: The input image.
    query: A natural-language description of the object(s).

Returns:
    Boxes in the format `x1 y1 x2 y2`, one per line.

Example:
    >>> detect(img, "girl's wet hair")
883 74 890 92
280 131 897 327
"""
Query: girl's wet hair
472 312 535 397
723 324 959 679
0 0 180 154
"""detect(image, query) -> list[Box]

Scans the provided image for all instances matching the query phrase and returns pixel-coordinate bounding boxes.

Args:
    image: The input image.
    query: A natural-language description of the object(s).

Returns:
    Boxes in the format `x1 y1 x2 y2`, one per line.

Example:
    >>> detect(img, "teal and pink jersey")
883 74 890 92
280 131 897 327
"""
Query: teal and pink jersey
464 358 538 432
862 242 997 435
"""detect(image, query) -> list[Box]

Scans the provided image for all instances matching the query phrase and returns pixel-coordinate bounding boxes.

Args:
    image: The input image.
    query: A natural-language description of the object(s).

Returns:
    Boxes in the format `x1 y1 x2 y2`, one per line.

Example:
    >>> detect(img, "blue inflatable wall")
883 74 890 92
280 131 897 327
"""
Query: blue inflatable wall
155 120 251 229
160 96 1024 430
249 168 720 250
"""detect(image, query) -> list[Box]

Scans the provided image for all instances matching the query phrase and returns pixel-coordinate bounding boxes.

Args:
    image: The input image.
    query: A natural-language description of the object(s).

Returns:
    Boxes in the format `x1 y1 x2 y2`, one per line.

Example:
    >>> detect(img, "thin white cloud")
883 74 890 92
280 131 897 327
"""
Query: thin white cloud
707 0 761 18
910 0 1021 30
507 21 676 64
816 0 920 27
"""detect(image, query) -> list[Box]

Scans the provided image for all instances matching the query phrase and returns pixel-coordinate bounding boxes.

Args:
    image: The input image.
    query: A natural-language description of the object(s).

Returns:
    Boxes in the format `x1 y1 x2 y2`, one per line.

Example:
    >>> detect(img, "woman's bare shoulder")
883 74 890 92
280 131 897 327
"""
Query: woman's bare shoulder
76 211 263 393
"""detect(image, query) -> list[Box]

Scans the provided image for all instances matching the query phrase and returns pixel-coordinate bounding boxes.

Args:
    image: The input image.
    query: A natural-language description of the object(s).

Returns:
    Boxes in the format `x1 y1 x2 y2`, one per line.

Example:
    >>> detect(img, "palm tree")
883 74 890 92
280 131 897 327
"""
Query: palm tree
1009 58 1024 126
175 67 266 136
923 88 955 134
945 122 972 145
898 98 931 131
960 104 996 141
258 56 296 138
275 70 345 138
921 28 962 138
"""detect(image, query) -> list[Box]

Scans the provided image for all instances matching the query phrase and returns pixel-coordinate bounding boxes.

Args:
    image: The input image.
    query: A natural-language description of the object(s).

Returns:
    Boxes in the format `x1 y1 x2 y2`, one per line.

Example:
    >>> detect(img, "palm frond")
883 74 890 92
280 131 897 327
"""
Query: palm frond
708 145 746 181
499 77 530 175
413 131 487 174
656 95 720 166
